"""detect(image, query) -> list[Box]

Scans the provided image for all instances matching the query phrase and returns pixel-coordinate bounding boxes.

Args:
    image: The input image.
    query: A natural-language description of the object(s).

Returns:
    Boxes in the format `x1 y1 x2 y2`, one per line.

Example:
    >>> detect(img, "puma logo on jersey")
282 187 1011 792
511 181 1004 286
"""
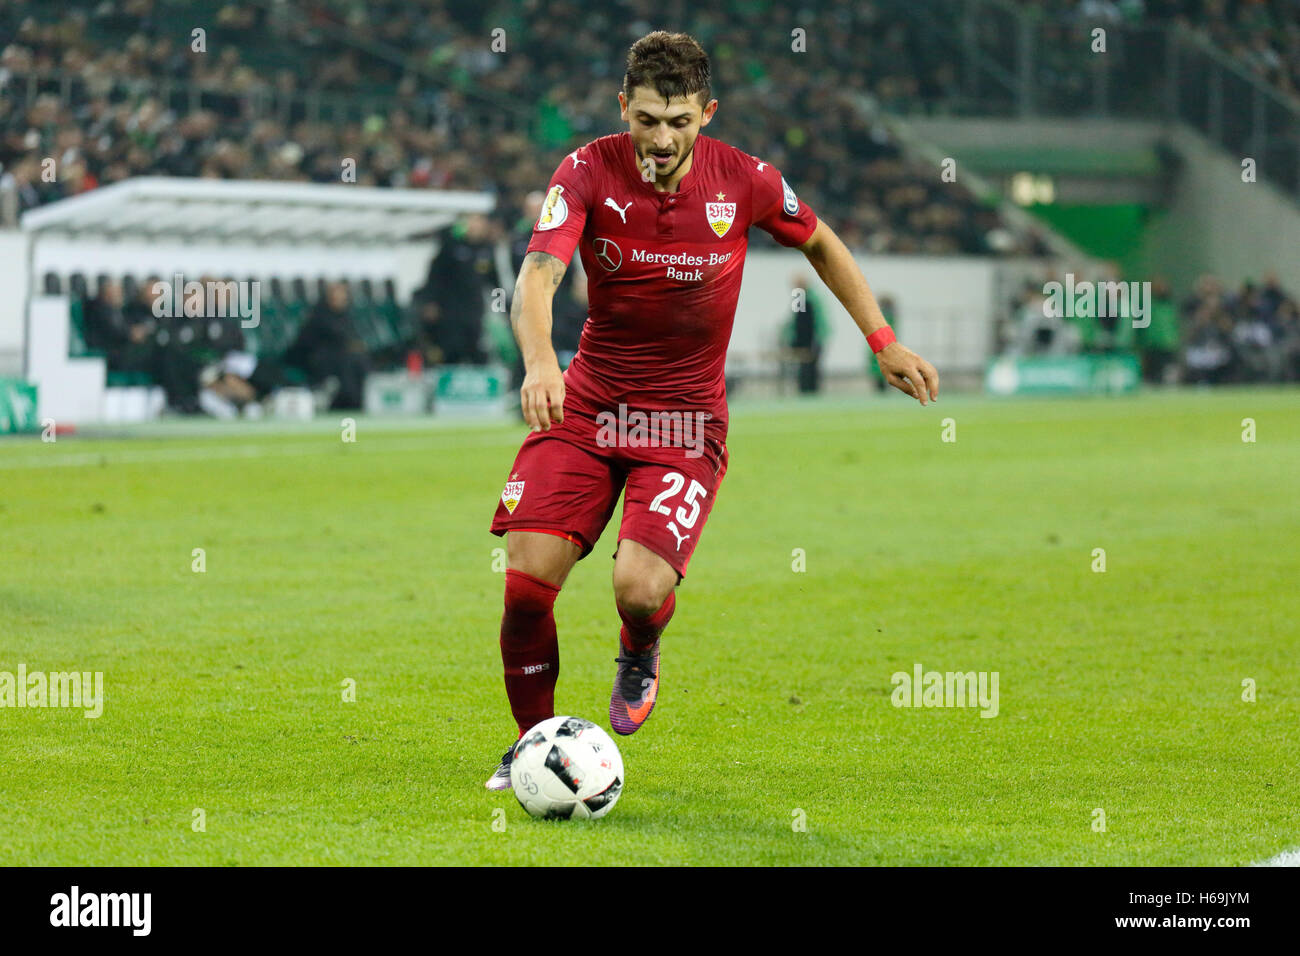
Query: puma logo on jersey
666 521 691 552
756 161 767 171
604 197 632 223
567 151 588 169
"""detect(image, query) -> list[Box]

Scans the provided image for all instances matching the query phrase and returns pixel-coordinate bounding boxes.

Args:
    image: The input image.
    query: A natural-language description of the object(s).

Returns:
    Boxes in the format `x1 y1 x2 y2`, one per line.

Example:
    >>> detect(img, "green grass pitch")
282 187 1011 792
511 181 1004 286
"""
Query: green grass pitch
1 387 1296 865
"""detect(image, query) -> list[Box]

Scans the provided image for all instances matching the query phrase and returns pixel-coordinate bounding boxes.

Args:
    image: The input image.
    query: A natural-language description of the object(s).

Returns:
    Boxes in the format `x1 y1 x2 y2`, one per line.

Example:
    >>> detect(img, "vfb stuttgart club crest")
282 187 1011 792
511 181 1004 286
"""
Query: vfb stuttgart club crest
706 199 736 237
501 477 525 514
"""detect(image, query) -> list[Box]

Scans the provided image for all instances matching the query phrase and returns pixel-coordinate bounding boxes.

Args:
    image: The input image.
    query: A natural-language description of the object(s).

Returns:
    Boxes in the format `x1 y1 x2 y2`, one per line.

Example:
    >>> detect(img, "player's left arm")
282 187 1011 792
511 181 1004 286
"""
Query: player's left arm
798 218 939 405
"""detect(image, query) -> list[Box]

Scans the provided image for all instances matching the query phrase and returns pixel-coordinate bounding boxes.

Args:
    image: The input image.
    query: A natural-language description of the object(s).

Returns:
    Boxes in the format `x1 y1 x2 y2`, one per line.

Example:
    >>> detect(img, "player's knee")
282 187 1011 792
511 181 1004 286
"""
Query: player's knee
615 589 663 621
506 532 576 589
612 576 671 620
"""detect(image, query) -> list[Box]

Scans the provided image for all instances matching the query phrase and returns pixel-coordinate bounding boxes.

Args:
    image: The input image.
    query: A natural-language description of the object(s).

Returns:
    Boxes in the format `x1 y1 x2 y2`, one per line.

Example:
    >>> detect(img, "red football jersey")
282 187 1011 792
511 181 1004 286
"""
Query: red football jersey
525 131 818 432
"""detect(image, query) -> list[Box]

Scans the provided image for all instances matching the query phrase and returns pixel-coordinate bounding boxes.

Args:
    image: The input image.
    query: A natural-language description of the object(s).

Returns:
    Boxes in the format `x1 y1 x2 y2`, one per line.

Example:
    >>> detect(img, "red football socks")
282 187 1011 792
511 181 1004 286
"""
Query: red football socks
618 591 676 652
500 569 561 736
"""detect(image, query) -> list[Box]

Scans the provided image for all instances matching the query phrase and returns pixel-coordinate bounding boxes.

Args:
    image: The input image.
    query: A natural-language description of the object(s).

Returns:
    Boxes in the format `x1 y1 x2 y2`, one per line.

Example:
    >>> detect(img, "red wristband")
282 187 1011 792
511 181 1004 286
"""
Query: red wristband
867 326 896 353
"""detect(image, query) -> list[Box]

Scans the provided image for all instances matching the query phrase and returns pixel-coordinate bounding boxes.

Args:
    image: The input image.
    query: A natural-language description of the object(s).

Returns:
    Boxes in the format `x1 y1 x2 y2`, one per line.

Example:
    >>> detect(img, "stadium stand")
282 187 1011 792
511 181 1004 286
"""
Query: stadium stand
1001 266 1300 384
1013 0 1300 103
0 0 1050 254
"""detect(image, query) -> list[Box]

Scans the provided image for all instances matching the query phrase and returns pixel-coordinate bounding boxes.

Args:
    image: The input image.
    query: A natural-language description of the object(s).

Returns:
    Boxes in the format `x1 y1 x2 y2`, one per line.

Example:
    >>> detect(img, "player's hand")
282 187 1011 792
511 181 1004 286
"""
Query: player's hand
520 360 565 431
875 342 939 405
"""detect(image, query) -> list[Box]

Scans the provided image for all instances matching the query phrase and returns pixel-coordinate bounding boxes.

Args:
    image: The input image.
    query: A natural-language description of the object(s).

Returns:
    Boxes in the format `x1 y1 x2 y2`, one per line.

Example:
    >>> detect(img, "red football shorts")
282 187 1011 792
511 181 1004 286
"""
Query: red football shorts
490 404 728 578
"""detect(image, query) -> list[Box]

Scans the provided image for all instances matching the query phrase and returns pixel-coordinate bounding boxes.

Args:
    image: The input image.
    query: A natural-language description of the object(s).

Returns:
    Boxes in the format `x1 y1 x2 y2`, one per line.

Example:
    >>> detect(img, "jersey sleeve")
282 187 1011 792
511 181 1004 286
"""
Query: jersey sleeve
525 146 595 266
750 158 818 247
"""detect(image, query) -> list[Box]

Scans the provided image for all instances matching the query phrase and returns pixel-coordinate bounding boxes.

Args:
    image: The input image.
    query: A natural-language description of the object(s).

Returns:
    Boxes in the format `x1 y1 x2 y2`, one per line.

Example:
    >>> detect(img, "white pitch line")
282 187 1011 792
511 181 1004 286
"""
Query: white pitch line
1252 847 1300 866
0 433 518 470
0 411 925 471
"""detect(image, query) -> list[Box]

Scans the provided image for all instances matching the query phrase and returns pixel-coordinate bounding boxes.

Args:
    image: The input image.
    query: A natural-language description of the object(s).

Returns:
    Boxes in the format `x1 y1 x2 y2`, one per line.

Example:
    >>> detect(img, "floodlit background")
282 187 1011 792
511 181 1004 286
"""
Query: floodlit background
2 0 1298 425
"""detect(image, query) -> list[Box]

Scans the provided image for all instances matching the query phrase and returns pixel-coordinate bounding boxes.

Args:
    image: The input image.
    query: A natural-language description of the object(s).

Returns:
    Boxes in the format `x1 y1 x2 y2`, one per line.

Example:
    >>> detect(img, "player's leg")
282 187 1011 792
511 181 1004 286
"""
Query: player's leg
498 530 580 740
612 538 679 618
607 540 678 735
612 539 679 661
485 426 624 788
507 528 584 586
485 529 585 792
607 444 728 735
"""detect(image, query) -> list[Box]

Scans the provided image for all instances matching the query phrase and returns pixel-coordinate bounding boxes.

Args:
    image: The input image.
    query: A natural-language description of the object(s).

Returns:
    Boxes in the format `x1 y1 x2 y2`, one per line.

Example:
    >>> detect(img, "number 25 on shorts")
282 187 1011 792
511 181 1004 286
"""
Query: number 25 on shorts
648 472 708 530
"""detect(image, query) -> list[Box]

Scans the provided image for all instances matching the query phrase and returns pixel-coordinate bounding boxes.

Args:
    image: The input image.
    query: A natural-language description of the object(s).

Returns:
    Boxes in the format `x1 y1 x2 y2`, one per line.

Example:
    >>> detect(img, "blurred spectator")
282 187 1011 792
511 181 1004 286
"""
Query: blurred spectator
784 272 828 394
194 275 284 418
82 278 132 365
145 298 206 414
1135 277 1180 383
1184 315 1235 384
284 281 368 409
1011 285 1082 356
411 214 494 367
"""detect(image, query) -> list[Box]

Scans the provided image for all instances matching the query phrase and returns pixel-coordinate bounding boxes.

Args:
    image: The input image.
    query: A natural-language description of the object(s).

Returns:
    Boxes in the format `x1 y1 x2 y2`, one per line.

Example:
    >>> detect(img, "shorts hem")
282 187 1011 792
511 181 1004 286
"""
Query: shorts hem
492 523 593 559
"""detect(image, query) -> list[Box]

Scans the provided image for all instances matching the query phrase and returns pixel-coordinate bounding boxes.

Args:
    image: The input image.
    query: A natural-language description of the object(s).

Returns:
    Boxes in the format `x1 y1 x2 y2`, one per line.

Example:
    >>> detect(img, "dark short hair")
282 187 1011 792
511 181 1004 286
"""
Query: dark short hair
623 31 711 109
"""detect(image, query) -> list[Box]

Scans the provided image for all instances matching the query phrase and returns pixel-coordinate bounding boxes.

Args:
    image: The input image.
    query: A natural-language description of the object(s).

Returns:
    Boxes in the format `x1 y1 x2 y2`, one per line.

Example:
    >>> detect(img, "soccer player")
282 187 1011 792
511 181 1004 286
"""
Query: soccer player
486 31 938 789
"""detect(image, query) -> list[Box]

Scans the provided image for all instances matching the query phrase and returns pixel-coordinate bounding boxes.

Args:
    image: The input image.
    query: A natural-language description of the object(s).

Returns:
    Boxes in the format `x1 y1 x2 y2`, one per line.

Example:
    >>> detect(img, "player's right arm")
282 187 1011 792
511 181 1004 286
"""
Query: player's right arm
515 148 594 431
511 251 569 431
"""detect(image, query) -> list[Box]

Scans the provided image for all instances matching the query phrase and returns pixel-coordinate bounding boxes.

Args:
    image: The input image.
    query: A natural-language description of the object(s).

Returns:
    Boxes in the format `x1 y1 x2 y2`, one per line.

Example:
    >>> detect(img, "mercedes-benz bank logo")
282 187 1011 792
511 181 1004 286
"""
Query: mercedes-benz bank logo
593 237 622 271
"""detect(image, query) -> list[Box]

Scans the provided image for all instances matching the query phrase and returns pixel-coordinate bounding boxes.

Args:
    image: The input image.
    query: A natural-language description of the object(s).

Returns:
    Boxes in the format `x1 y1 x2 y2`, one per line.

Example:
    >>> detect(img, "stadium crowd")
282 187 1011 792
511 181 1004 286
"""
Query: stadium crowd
1016 0 1300 102
71 271 384 414
2 0 1297 413
1002 268 1300 384
0 0 1051 255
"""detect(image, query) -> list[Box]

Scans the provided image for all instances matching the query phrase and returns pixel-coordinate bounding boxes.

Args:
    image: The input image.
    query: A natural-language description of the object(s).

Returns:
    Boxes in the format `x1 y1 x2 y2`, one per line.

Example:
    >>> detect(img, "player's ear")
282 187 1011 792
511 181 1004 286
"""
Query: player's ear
700 98 718 127
618 90 628 120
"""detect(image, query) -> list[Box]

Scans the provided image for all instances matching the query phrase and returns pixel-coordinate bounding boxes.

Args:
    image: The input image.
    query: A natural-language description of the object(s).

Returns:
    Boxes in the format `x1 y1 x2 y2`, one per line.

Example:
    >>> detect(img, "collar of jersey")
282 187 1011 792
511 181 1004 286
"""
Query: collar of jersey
623 131 703 197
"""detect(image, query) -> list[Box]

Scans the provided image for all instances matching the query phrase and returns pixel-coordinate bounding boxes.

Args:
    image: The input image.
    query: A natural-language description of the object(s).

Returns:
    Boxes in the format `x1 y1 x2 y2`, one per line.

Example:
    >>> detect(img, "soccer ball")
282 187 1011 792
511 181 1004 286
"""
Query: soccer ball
510 716 624 820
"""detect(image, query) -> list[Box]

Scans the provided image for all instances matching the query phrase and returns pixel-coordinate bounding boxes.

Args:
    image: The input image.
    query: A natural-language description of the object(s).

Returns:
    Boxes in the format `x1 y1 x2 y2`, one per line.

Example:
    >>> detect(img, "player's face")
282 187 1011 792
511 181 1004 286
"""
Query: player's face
619 87 717 182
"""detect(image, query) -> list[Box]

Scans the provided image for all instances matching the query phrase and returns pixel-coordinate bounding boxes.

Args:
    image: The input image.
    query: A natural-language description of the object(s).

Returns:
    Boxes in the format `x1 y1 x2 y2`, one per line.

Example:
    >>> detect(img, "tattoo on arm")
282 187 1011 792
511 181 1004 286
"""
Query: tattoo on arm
529 251 567 288
510 251 568 331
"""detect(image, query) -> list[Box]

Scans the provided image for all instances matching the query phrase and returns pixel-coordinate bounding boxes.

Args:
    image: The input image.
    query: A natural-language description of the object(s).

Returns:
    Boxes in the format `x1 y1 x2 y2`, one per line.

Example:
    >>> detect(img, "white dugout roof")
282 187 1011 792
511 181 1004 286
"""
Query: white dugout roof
21 177 493 244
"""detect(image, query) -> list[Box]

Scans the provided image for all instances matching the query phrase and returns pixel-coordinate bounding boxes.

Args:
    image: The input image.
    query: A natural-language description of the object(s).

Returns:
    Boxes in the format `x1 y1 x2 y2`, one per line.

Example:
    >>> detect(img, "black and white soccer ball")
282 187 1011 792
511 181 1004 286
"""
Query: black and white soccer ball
510 716 624 820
